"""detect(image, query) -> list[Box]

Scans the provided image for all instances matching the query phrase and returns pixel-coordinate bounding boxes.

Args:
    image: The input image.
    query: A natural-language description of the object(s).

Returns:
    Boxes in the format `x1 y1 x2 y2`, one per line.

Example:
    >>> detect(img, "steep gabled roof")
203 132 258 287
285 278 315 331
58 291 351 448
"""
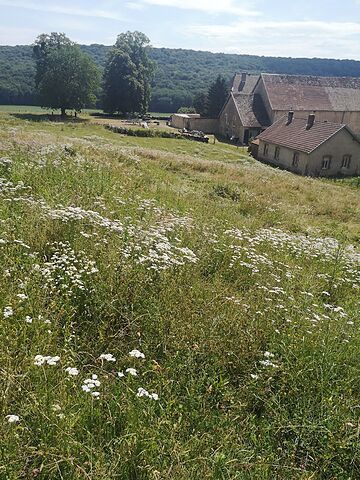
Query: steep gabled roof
233 93 270 128
232 73 260 94
261 74 360 112
257 115 360 154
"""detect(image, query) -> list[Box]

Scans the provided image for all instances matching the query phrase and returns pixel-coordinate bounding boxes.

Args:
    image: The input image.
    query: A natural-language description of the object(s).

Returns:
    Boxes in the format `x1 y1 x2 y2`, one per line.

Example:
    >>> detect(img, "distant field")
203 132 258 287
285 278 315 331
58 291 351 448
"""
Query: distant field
0 105 102 114
0 105 173 117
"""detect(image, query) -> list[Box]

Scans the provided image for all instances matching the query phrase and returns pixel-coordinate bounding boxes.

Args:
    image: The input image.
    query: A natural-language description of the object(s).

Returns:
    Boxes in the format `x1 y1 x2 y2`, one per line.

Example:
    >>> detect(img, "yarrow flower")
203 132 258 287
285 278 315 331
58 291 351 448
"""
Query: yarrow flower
99 353 116 362
6 415 20 423
16 293 28 301
25 316 32 324
125 368 138 376
34 355 60 366
65 367 79 376
3 306 13 318
136 387 159 400
81 374 101 397
129 349 145 359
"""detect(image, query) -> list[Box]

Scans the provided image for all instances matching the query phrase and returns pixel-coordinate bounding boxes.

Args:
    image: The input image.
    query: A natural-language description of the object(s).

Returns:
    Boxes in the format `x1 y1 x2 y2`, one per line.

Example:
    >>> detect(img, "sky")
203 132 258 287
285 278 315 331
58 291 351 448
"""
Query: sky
0 0 360 60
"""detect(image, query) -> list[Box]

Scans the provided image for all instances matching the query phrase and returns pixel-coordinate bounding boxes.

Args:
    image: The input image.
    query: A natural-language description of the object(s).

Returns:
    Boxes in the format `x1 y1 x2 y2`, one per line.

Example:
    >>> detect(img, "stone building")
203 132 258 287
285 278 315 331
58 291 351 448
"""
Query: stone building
253 112 360 177
169 113 218 133
218 73 360 144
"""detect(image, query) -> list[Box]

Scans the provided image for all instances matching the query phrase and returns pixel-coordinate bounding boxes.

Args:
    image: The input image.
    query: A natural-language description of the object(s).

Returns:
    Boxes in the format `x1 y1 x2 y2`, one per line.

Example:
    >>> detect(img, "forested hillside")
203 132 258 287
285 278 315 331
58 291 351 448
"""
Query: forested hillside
2 44 360 112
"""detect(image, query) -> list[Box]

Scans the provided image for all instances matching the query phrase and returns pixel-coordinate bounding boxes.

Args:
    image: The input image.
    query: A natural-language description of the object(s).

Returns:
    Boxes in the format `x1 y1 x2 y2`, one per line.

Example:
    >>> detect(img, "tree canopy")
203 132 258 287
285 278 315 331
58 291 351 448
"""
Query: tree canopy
103 31 155 114
3 43 360 112
33 33 100 115
206 75 228 117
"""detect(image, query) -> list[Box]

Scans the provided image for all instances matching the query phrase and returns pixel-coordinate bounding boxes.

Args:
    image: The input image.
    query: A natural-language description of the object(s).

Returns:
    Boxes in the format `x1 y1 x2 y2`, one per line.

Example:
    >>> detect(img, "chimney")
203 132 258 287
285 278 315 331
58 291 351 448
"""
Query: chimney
238 73 247 92
286 111 294 125
306 114 315 130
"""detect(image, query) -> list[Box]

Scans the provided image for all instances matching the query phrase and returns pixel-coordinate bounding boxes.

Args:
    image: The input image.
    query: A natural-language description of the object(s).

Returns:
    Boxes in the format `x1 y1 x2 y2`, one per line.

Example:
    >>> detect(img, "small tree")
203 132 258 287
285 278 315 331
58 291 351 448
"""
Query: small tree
33 33 100 116
206 75 228 117
177 106 196 114
193 92 208 116
103 31 155 115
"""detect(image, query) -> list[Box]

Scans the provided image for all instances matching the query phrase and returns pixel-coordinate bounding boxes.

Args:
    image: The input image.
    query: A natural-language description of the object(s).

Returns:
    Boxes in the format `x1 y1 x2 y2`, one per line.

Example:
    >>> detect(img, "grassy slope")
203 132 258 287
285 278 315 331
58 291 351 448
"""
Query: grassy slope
0 113 359 479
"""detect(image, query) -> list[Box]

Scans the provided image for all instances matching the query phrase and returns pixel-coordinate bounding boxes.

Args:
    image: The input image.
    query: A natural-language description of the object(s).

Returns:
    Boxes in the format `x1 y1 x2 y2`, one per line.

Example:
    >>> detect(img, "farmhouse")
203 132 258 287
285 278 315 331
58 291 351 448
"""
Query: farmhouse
219 73 360 144
253 112 360 177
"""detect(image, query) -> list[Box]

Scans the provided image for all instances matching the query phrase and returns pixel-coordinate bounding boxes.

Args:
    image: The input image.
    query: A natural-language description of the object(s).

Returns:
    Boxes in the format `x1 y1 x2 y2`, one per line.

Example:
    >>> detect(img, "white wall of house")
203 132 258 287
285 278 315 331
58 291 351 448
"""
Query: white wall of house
218 96 244 139
257 128 360 177
308 128 360 176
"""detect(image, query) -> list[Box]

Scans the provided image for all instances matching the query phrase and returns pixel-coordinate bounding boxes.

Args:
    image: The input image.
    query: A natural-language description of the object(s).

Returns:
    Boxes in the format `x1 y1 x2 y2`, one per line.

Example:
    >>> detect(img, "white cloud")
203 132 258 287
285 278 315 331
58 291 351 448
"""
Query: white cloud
138 0 260 16
0 0 126 20
183 20 360 59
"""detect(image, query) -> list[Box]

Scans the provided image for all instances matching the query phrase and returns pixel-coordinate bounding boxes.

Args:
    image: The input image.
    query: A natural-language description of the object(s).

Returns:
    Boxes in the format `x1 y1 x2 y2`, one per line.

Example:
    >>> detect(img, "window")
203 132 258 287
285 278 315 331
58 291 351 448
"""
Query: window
322 156 331 170
292 152 299 167
274 147 280 160
263 143 269 156
342 155 351 168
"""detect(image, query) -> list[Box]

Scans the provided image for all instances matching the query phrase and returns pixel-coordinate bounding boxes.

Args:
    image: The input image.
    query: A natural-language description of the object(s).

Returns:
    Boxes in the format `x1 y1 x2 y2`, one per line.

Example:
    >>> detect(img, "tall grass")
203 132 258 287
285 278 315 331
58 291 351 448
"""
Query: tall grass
0 113 359 479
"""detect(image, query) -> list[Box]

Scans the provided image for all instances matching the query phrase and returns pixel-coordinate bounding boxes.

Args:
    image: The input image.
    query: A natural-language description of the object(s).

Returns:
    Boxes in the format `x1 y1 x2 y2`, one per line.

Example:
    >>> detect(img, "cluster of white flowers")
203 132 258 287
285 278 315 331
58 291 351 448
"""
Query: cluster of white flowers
3 306 13 318
0 157 12 169
99 353 116 362
81 375 101 397
259 351 279 369
33 241 98 297
34 355 60 366
129 349 145 359
136 387 159 401
227 227 360 268
65 367 79 376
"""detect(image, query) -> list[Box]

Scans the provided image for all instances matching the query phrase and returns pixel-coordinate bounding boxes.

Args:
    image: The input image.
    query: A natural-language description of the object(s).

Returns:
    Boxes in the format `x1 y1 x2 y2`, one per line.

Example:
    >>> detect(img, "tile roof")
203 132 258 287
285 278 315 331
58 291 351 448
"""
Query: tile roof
262 74 360 112
233 93 271 128
232 73 260 94
257 115 359 154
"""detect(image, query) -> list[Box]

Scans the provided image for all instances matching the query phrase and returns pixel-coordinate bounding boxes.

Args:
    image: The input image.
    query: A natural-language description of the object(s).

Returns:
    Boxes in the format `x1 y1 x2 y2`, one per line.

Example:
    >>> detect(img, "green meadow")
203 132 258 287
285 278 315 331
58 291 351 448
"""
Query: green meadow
0 112 359 479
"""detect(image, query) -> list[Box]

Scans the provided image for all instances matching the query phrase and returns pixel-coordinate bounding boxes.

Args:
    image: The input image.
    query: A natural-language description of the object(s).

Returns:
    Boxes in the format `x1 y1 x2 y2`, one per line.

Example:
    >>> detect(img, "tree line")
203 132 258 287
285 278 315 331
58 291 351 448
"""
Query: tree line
2 39 360 113
31 32 229 117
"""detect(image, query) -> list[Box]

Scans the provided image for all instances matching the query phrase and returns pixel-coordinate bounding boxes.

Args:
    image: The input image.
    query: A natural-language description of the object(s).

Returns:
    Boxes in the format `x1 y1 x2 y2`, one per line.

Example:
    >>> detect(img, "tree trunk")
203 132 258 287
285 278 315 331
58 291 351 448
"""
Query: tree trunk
61 108 66 117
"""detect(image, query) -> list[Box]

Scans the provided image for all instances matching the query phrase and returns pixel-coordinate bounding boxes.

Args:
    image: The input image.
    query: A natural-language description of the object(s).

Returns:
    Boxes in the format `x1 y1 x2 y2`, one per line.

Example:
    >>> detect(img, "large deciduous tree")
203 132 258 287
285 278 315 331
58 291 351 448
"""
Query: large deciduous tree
103 31 155 115
206 75 228 117
33 33 100 116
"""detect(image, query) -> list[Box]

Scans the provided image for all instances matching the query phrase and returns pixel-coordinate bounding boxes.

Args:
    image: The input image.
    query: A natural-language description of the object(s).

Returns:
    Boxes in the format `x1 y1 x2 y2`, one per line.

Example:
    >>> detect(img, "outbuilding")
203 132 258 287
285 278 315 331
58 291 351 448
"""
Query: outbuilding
253 112 360 177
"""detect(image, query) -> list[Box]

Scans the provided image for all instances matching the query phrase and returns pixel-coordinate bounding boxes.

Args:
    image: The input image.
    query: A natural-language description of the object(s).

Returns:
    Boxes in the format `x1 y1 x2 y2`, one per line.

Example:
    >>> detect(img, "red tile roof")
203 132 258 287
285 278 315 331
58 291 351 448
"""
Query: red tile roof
257 115 359 154
262 74 360 112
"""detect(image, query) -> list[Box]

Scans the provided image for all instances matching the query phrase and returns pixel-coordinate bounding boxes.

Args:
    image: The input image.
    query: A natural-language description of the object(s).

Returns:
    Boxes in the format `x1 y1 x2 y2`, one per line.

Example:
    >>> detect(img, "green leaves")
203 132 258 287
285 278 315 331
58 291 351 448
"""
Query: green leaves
33 33 100 115
103 31 155 115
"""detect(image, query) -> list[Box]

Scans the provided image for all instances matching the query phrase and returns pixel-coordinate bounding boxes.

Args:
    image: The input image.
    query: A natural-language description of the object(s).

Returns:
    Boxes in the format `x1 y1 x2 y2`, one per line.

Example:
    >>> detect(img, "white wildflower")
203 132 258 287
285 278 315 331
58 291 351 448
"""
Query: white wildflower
126 368 138 376
117 371 125 378
34 355 60 366
6 415 19 423
25 316 32 324
65 367 79 376
136 387 159 400
3 306 13 318
129 349 145 359
263 351 275 358
16 293 28 301
99 353 116 362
